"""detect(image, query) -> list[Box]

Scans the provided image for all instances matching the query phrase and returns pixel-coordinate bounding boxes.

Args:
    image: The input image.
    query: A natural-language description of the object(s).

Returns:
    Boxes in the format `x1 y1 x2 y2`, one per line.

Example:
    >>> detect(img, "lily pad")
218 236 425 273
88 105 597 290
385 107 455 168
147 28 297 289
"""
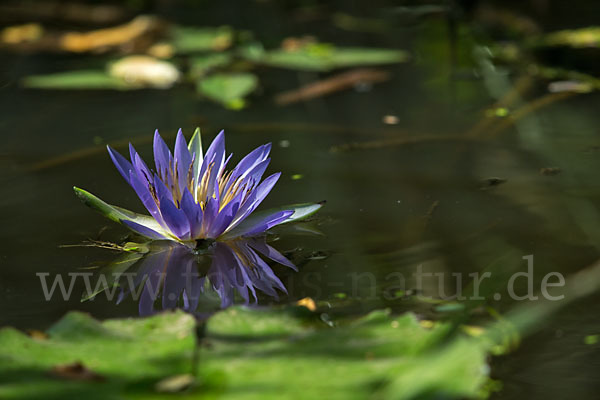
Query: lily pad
241 42 409 71
0 307 494 399
196 72 258 109
189 53 233 77
171 25 233 53
540 27 600 48
23 58 181 90
23 70 129 90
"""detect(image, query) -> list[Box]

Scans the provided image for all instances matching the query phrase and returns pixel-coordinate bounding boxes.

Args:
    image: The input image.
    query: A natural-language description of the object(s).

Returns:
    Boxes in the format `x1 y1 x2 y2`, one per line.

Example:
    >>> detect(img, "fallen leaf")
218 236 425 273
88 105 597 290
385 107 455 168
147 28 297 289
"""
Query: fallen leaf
26 330 48 340
155 374 195 393
50 362 106 382
60 15 164 53
296 297 317 311
1 23 43 44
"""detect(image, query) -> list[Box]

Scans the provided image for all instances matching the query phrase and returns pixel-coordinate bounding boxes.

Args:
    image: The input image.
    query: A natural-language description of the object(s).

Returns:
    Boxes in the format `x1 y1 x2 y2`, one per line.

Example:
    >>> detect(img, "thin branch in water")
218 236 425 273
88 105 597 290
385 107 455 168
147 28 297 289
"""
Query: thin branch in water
330 135 478 153
274 68 391 106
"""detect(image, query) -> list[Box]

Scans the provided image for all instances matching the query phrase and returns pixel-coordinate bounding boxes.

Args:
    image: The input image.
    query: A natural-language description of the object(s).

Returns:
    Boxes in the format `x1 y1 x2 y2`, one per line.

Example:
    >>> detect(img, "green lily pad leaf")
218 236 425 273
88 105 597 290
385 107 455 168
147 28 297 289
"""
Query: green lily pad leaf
196 72 258 109
171 25 233 53
23 70 129 90
222 201 324 239
540 27 600 48
0 311 198 399
0 307 493 399
242 42 409 71
73 186 169 237
189 53 232 78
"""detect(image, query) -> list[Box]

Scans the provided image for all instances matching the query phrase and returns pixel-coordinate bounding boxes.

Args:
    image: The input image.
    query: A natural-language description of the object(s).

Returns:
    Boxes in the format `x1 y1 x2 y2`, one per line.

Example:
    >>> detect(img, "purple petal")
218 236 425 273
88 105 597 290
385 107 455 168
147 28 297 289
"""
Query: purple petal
180 188 203 238
248 238 297 270
201 197 219 238
208 199 240 238
153 173 175 205
139 270 163 317
158 194 190 240
121 219 167 240
238 158 271 193
132 151 154 186
219 152 234 177
209 246 236 307
216 242 254 303
237 242 287 294
174 129 193 195
162 250 188 309
214 153 234 203
229 172 281 229
129 143 138 165
231 210 293 238
201 131 225 174
107 145 133 183
198 130 225 199
250 261 286 295
153 130 173 185
225 144 271 192
128 171 165 228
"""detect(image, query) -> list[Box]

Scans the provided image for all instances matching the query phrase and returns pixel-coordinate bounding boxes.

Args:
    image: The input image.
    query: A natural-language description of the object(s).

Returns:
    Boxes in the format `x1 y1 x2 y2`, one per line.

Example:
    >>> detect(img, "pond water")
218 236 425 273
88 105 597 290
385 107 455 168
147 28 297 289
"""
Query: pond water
1 1 600 399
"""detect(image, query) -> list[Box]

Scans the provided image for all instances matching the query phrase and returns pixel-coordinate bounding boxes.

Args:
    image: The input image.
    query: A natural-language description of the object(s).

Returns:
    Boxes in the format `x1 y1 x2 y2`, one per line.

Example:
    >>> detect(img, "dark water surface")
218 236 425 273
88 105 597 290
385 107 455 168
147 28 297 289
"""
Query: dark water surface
2 2 600 399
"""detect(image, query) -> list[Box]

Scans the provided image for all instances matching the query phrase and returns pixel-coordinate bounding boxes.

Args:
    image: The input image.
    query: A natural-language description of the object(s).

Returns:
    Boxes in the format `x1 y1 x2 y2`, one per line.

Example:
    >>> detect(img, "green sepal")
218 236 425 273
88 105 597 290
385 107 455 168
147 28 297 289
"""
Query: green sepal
73 186 168 236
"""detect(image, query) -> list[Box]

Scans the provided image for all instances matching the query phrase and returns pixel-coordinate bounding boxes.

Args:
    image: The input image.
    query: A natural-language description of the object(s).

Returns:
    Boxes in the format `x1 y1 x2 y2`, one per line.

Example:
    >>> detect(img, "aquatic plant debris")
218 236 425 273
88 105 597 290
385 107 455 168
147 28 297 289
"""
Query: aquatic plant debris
74 128 323 245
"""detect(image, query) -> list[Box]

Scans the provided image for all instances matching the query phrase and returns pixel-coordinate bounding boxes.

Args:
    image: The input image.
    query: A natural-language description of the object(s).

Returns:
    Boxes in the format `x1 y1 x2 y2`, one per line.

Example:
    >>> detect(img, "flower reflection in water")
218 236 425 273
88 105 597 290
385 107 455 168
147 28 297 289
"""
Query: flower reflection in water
92 238 296 316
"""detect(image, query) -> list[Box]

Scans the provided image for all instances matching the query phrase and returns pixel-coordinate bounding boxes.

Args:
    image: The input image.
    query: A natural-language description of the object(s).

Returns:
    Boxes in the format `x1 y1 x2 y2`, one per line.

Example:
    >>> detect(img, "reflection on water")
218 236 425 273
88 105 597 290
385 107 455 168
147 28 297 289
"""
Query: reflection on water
89 238 296 316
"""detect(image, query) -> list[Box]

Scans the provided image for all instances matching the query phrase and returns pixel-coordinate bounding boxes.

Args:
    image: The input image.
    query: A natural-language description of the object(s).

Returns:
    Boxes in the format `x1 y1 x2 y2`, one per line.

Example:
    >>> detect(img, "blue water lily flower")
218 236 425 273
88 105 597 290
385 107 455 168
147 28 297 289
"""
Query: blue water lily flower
74 128 322 245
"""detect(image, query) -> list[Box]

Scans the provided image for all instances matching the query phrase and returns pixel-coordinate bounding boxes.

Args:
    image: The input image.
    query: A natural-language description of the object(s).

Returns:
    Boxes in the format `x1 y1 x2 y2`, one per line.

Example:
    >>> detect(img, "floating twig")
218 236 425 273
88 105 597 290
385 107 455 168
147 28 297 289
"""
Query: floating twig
274 68 391 105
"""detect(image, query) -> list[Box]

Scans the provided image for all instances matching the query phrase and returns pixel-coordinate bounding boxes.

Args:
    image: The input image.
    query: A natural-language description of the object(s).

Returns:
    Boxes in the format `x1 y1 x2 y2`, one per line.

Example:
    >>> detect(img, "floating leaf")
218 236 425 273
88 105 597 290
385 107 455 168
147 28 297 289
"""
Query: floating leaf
23 57 181 90
23 70 128 90
0 307 494 399
189 52 232 77
1 23 43 44
242 42 409 71
540 27 600 48
196 72 258 109
0 311 197 399
171 25 233 53
60 15 164 54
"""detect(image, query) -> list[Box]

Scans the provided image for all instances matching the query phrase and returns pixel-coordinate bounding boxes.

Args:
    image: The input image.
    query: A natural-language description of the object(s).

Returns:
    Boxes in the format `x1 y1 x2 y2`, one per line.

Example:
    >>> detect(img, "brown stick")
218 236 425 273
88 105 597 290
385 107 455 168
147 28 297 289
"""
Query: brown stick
274 68 391 106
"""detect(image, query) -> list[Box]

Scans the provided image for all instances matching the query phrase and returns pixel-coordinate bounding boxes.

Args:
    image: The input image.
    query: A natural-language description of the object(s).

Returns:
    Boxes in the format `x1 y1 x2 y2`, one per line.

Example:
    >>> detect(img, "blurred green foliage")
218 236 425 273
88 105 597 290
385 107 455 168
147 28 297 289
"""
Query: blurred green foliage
0 307 496 399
